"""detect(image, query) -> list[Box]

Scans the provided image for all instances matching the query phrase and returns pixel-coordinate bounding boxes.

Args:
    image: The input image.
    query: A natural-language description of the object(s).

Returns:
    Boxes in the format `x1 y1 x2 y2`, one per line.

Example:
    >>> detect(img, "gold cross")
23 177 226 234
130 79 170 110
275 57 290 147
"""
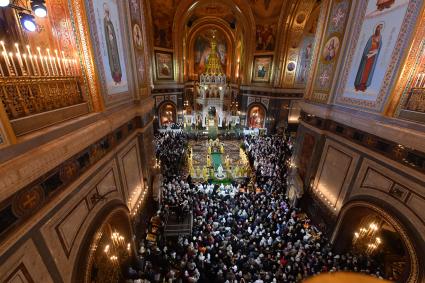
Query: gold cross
22 191 38 209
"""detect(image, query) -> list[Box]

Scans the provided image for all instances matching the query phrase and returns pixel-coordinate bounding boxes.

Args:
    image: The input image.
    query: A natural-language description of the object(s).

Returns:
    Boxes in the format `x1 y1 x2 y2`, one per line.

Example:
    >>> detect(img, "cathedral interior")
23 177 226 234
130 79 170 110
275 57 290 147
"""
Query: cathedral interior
0 0 425 282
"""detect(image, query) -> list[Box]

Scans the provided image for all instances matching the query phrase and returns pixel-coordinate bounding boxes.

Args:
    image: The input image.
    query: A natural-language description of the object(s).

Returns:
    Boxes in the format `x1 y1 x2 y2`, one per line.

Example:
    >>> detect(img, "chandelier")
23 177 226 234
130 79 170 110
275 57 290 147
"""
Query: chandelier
103 231 131 265
352 216 383 255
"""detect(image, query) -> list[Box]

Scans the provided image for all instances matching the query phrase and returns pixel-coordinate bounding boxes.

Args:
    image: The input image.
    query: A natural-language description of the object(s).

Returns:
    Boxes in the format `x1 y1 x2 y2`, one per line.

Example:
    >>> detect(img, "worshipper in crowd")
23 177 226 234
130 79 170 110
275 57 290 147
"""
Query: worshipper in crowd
155 132 188 176
161 122 184 129
127 135 385 283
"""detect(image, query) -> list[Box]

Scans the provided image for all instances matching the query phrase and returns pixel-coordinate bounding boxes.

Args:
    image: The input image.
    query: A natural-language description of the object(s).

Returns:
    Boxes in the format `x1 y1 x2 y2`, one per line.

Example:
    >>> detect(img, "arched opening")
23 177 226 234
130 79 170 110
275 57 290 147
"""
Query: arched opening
158 102 177 127
187 23 234 80
332 201 421 283
247 104 266 128
72 204 135 283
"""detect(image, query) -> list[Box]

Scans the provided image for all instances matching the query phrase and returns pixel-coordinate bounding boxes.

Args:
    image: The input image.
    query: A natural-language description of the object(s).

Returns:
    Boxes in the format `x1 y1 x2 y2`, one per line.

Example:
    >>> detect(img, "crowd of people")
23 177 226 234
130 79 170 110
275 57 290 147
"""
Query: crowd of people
155 132 188 176
161 122 184 130
244 135 292 192
129 134 385 283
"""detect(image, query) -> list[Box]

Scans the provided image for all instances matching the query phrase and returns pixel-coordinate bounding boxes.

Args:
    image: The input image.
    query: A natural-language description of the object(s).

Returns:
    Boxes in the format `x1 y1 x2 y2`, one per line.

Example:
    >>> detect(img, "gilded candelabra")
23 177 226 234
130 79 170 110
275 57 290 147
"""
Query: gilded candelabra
0 41 83 120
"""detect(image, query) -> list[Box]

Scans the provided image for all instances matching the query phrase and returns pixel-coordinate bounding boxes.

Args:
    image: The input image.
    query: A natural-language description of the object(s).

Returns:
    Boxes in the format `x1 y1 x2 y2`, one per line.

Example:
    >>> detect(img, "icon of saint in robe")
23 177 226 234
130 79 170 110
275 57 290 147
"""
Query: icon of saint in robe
324 38 337 61
258 65 266 78
354 23 383 92
103 3 122 84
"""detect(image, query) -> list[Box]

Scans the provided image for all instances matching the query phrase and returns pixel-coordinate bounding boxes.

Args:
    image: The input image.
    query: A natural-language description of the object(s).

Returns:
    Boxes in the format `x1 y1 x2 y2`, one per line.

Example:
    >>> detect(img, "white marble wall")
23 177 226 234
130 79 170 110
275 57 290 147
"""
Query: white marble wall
117 139 145 211
312 139 360 213
0 239 54 283
0 133 148 283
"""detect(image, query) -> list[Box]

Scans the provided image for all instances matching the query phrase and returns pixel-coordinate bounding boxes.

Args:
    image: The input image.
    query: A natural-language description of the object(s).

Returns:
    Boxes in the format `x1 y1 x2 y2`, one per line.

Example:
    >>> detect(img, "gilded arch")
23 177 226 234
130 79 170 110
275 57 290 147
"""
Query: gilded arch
332 200 422 283
186 18 236 80
172 0 256 83
72 201 133 283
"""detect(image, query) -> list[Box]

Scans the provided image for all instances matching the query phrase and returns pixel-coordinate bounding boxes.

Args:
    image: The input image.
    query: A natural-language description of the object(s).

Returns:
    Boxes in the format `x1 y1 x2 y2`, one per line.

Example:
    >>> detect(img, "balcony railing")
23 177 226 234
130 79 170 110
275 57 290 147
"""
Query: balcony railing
1 76 83 120
0 42 88 135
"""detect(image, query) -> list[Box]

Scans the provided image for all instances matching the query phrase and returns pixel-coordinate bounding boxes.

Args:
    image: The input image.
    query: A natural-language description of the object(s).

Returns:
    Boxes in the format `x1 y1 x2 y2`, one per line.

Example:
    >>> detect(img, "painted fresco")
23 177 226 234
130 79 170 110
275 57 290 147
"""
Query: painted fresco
249 0 283 20
92 0 128 95
194 29 227 75
295 35 315 86
255 24 277 51
248 105 266 128
342 0 409 103
249 0 283 52
155 51 173 80
150 0 180 49
192 3 234 24
129 0 147 89
252 55 273 82
312 0 351 101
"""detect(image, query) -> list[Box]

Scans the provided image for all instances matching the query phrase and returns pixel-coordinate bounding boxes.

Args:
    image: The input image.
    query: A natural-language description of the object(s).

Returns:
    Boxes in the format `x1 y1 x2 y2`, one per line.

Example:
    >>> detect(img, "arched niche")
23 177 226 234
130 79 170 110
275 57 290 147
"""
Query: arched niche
247 103 267 128
158 101 177 126
187 20 235 80
173 0 256 83
332 200 423 283
72 202 134 283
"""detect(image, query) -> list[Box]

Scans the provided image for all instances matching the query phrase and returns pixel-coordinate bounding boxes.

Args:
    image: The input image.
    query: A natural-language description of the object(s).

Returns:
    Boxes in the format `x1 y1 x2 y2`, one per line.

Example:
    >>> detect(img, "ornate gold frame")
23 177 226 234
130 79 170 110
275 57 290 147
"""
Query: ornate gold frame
68 0 104 112
385 3 425 117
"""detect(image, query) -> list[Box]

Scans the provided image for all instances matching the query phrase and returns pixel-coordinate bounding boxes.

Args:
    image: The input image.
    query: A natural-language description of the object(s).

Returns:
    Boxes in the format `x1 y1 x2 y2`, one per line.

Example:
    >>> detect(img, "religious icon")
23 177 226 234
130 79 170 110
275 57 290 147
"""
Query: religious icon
155 51 173 80
322 36 340 62
354 23 384 92
255 24 276 51
253 55 272 82
287 62 296 72
103 3 122 84
248 105 265 128
133 24 143 50
376 0 395 11
258 65 266 78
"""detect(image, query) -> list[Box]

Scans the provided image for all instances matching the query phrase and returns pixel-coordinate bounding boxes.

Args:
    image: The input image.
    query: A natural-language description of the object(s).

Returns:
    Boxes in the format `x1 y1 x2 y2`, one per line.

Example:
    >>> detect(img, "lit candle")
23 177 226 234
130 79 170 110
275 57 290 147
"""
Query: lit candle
61 51 69 75
26 45 37 75
69 58 74 76
15 53 25 75
66 58 71 76
14 43 26 75
37 47 46 75
22 54 31 75
51 56 58 75
2 51 12 76
54 50 63 75
1 42 12 75
73 59 78 76
0 41 6 54
62 58 67 75
33 55 41 75
46 49 55 75
0 58 4 76
44 56 51 76
9 52 18 75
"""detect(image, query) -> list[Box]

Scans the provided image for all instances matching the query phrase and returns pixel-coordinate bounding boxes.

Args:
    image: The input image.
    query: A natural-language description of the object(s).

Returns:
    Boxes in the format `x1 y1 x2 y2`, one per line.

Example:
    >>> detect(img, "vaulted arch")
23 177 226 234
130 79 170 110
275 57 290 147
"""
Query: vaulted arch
172 0 256 83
